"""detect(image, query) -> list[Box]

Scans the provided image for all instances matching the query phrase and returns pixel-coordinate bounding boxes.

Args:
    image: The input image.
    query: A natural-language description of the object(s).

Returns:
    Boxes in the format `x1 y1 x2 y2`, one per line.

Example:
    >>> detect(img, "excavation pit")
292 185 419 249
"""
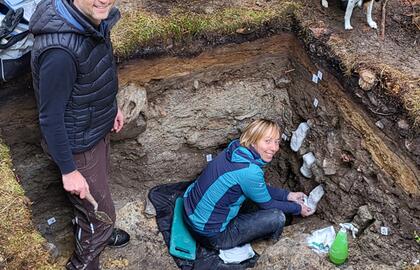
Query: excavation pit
0 33 418 269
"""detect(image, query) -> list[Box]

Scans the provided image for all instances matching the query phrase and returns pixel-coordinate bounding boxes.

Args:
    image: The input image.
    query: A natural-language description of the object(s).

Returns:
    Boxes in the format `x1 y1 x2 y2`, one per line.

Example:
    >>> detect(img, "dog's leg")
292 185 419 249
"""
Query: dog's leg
366 0 378 29
344 0 357 29
321 0 328 8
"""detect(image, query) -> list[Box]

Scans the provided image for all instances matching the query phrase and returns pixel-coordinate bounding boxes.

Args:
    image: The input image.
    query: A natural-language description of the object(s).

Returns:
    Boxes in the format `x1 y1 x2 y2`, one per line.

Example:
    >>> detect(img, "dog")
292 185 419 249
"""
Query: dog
321 0 380 30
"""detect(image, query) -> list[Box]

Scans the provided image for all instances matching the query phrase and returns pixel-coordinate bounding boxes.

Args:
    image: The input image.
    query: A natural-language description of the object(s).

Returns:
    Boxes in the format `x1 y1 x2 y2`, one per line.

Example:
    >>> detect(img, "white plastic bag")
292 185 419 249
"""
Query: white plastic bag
304 185 325 212
290 122 310 152
219 243 255 264
306 225 336 254
300 152 316 178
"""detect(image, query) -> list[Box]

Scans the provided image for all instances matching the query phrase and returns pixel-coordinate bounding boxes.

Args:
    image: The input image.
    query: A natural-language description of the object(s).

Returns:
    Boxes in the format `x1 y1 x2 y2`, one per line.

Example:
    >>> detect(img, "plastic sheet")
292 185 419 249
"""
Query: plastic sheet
219 243 255 264
306 225 336 254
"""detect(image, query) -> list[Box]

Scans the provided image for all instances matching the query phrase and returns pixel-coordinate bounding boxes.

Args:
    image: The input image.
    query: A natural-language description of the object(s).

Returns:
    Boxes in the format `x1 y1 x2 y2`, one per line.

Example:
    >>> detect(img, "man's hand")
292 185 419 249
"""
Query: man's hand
287 192 306 204
62 170 90 199
112 107 124 133
300 204 314 217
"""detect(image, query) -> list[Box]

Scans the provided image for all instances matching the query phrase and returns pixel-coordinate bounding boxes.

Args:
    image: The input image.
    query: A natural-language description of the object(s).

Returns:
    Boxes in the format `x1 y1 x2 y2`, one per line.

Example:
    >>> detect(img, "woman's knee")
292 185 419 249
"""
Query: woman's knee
258 209 285 231
266 209 285 240
271 209 286 228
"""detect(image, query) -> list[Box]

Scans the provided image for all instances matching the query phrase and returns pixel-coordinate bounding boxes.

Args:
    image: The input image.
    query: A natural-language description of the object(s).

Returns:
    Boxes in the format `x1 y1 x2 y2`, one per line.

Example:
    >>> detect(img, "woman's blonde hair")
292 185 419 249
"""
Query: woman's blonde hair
240 119 281 148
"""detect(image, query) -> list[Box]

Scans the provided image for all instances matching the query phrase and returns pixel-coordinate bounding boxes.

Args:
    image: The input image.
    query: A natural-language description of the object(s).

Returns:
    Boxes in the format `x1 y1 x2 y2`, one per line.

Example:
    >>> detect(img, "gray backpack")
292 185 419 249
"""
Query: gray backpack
0 0 40 81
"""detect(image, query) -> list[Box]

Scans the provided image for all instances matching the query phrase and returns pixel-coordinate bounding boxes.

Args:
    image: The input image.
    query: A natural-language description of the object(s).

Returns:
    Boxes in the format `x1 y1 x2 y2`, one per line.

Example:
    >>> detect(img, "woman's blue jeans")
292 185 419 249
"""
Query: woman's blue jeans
185 208 286 250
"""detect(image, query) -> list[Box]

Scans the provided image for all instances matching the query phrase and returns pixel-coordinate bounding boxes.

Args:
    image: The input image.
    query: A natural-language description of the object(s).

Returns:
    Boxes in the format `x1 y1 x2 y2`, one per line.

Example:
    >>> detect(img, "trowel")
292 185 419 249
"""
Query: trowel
85 193 113 225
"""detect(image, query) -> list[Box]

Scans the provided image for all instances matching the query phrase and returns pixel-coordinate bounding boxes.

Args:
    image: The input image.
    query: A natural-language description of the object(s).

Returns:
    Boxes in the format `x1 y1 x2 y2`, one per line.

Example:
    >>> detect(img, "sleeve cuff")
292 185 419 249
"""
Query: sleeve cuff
292 203 301 216
284 190 290 201
59 160 77 175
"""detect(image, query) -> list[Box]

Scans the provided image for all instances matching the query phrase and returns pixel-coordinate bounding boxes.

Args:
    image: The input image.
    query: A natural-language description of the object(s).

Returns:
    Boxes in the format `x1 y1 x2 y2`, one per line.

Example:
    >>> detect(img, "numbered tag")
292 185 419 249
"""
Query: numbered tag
380 226 389 236
312 74 319 84
206 154 213 162
47 217 56 226
313 98 319 108
317 70 323 81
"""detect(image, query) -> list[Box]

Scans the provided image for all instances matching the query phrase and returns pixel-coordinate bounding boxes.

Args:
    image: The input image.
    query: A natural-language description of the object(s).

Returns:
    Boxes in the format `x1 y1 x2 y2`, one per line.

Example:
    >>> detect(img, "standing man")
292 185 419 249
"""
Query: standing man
30 0 130 268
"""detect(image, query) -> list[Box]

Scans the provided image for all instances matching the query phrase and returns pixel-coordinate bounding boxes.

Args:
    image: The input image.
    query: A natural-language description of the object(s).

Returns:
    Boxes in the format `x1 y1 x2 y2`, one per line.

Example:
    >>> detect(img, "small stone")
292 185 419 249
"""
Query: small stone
193 80 199 90
309 43 316 53
43 242 59 262
204 6 214 14
358 69 376 91
405 138 420 155
397 119 409 130
306 119 315 128
322 158 337 175
367 91 379 107
375 120 384 129
235 28 246 34
144 197 156 218
352 205 373 232
273 76 291 88
390 214 398 224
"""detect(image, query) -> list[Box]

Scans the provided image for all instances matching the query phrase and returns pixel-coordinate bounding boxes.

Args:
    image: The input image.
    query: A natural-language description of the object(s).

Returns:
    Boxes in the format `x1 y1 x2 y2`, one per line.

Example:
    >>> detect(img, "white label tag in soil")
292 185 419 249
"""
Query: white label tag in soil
47 217 56 225
380 226 389 236
312 74 319 84
317 70 323 80
313 98 319 108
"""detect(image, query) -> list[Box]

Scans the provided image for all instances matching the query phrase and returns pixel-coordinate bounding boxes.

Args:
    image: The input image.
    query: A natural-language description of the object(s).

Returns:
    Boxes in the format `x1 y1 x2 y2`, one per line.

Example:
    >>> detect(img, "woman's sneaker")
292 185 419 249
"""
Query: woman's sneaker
107 228 130 248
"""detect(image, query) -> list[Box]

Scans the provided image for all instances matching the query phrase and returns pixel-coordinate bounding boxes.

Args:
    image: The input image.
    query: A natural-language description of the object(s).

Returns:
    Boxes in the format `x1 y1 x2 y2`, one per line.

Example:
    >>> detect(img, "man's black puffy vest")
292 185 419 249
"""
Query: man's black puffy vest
30 0 120 153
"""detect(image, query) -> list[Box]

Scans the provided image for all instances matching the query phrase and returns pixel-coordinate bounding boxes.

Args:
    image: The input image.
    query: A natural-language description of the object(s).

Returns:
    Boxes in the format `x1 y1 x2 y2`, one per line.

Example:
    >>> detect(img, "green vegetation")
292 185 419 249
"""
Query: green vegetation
404 87 420 126
111 2 300 58
0 140 58 269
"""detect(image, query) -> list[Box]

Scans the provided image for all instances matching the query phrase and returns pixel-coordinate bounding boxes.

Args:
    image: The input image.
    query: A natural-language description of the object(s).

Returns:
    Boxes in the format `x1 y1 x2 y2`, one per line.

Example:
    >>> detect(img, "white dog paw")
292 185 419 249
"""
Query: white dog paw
368 21 378 29
321 0 328 8
345 24 353 30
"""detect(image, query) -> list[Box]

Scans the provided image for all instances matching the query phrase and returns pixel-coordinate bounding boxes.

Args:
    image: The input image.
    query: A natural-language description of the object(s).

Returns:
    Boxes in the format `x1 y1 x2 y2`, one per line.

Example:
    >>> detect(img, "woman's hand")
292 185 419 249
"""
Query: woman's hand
300 204 314 217
287 192 306 204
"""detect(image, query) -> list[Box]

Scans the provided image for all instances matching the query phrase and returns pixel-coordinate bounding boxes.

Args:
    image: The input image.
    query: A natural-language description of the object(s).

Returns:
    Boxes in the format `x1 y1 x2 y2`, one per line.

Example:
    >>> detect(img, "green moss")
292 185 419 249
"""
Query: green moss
0 139 58 269
111 2 301 58
404 88 420 126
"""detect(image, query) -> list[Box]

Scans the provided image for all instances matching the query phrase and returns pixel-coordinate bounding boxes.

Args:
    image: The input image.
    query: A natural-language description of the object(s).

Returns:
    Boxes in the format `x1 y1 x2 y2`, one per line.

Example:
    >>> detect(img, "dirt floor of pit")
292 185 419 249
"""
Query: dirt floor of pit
0 32 418 269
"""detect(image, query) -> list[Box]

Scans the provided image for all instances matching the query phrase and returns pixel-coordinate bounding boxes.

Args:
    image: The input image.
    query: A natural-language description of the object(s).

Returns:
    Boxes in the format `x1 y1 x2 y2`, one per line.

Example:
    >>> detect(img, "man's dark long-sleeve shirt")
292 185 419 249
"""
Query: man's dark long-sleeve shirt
38 48 77 174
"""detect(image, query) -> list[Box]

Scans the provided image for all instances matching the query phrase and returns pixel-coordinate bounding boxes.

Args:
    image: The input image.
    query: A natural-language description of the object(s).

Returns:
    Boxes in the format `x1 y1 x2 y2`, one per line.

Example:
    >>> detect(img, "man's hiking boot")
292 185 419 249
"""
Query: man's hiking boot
107 228 130 248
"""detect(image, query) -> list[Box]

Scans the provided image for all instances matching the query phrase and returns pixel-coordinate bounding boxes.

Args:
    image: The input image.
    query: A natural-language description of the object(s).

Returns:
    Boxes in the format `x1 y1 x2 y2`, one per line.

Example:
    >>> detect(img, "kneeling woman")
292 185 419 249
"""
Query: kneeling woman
183 119 313 250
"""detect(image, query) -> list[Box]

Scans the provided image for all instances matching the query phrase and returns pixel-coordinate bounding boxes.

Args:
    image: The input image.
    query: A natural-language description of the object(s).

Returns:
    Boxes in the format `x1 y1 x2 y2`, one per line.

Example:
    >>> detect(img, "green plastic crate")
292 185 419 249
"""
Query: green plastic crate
169 197 197 260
